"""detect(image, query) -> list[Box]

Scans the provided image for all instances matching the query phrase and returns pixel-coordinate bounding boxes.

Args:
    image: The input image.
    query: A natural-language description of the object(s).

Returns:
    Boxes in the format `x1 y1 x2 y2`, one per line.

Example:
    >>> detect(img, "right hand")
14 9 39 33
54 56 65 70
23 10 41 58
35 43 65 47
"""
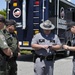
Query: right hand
41 45 49 49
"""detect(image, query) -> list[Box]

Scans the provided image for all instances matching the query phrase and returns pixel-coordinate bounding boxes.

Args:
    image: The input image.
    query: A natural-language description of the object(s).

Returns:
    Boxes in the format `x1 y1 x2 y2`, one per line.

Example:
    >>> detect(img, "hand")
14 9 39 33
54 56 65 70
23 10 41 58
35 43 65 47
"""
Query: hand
18 52 21 57
48 46 52 49
41 45 49 49
63 45 69 50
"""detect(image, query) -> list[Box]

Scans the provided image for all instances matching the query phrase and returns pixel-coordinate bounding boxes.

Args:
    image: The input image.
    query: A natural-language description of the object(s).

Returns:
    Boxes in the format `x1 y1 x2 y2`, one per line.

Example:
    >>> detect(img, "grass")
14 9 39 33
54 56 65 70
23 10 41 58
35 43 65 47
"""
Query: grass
20 50 32 55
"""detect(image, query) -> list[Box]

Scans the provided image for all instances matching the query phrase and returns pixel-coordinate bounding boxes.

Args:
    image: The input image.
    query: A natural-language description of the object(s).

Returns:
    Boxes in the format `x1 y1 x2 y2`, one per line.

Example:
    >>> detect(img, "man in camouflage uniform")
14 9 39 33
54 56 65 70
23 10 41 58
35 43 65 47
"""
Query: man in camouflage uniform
0 15 13 75
2 19 20 75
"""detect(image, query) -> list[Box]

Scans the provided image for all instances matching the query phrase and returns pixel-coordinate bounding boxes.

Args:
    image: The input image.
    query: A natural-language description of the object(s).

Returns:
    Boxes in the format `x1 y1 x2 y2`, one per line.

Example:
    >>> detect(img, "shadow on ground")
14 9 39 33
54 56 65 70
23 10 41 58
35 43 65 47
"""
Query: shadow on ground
17 54 33 62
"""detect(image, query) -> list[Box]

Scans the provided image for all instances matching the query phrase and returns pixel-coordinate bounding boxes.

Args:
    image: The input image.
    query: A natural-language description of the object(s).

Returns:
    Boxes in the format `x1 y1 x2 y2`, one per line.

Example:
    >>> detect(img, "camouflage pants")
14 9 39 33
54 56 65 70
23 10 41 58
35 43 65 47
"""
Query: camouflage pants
0 70 9 75
8 61 17 75
0 55 9 75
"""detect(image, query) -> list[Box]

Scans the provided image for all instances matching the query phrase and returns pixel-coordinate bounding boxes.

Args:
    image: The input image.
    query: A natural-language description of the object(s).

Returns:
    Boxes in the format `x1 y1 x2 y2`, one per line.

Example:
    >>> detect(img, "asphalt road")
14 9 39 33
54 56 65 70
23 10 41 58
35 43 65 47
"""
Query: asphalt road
17 54 73 75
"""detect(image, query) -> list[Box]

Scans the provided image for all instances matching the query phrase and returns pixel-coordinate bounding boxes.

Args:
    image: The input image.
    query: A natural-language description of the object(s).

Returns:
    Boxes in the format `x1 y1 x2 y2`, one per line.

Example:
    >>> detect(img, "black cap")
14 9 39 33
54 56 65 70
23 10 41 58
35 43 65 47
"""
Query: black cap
67 21 75 31
0 14 6 23
5 19 18 27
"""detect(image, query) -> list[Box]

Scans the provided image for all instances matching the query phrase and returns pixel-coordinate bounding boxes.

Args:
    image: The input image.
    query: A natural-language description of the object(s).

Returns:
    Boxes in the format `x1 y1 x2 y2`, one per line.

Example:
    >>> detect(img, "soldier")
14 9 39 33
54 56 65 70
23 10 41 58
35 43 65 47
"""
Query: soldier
2 19 21 75
0 15 13 75
31 20 62 75
63 21 75 75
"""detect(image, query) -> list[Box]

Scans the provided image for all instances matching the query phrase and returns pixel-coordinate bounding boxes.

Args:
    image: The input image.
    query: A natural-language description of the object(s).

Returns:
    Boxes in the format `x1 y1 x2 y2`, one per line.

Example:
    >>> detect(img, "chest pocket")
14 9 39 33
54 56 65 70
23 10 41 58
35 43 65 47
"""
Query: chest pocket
38 39 45 44
6 37 13 46
50 40 55 44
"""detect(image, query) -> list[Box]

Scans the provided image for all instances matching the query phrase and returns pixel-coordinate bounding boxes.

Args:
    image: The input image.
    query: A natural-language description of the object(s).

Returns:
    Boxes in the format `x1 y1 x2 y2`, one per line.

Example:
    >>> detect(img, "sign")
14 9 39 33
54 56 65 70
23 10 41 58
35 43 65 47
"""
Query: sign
13 8 21 18
60 7 65 19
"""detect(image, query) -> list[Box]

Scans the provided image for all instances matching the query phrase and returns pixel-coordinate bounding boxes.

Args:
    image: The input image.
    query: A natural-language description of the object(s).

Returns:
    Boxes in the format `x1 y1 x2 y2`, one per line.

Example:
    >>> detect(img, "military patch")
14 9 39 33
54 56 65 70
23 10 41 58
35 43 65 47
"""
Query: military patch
3 42 7 45
0 35 4 39
50 40 55 43
39 39 45 42
0 35 5 41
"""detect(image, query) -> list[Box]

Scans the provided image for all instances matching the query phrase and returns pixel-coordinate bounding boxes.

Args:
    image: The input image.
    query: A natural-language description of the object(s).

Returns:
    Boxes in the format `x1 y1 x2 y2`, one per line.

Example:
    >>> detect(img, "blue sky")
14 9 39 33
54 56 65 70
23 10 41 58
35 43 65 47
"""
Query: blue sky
0 0 75 10
0 0 6 10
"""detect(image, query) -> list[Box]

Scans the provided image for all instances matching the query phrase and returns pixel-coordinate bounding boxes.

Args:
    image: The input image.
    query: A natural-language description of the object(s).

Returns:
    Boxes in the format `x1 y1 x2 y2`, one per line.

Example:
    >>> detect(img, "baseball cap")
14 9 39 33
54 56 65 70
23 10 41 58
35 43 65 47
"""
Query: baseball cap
5 19 18 27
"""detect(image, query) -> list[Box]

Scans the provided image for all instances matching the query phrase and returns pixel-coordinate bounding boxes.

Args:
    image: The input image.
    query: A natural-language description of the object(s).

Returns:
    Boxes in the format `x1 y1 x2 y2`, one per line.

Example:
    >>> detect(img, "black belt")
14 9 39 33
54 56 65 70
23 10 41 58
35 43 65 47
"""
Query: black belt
34 54 54 61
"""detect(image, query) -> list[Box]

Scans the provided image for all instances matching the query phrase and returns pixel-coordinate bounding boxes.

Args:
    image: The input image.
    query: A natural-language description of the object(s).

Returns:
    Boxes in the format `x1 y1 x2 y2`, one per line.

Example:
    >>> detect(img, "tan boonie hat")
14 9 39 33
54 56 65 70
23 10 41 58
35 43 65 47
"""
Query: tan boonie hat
40 20 55 30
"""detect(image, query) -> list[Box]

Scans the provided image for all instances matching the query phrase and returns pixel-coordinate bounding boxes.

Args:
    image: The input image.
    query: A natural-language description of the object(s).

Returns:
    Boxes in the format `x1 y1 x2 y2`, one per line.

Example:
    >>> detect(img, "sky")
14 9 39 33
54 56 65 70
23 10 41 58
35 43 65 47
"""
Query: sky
0 0 6 10
0 0 75 10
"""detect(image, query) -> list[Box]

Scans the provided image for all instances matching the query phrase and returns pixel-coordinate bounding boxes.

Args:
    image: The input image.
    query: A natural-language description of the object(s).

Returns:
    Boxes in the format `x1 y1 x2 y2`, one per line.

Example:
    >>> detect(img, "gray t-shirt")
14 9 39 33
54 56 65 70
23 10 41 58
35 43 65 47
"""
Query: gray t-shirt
31 33 61 56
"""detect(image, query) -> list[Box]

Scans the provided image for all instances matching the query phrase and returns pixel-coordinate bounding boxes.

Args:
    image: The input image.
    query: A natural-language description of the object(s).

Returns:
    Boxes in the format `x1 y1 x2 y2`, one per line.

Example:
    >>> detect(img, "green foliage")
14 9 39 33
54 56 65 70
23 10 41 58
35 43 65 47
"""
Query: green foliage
0 9 6 18
20 50 32 55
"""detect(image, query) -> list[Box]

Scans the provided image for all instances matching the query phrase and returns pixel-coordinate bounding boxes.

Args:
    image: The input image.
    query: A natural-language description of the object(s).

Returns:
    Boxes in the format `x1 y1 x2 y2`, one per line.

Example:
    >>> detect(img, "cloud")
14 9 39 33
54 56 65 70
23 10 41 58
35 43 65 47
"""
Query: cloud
67 0 71 1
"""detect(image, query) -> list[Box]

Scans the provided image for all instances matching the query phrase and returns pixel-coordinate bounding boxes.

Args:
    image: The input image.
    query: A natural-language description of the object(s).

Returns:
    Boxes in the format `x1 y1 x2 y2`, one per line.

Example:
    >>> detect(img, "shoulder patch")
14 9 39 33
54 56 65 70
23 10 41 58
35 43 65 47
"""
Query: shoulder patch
0 34 5 41
3 41 7 45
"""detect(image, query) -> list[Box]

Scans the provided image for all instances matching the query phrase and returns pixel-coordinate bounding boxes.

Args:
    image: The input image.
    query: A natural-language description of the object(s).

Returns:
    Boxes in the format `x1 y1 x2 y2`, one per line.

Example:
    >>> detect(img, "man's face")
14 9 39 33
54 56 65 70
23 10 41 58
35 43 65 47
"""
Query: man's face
43 30 51 35
8 25 16 33
71 26 75 34
0 22 4 29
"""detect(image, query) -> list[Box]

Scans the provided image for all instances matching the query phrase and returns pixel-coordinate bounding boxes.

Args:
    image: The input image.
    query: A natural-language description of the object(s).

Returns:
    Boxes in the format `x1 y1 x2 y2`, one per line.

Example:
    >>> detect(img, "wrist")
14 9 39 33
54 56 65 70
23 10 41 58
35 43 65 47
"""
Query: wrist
67 47 70 50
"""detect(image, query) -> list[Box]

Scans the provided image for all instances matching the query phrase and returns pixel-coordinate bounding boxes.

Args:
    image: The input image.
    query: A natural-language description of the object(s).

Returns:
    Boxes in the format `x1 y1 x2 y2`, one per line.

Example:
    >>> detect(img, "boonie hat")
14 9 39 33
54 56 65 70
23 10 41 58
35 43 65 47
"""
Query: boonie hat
40 20 55 30
0 14 6 23
67 21 75 31
6 19 18 27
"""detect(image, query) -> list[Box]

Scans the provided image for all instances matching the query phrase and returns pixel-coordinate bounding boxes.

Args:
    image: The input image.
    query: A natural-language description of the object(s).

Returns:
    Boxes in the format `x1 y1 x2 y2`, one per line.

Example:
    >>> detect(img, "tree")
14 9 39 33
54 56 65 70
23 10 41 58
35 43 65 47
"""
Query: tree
0 9 6 18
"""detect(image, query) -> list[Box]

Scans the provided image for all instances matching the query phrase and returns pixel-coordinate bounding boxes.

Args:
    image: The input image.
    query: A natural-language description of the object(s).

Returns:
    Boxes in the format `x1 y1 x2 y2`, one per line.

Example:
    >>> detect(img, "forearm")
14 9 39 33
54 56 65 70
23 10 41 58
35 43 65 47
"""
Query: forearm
67 46 75 51
31 44 43 50
3 48 13 56
52 45 62 50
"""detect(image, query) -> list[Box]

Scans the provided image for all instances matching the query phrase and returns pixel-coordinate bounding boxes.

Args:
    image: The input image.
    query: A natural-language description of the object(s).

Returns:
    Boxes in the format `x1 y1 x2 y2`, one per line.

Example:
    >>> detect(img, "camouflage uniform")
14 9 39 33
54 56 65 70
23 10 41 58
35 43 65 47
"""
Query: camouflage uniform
0 31 9 75
2 20 19 75
0 14 10 75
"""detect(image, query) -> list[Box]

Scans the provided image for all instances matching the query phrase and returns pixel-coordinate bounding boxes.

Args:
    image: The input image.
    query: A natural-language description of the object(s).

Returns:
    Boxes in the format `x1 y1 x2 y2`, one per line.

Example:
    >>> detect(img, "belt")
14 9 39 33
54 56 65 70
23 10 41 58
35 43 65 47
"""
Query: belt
35 54 54 61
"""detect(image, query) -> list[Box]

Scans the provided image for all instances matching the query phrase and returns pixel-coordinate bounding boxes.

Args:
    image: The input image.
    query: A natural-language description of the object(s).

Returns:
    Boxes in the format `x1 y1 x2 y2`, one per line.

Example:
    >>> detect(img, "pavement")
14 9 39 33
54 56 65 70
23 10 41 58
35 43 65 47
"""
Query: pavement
17 56 73 75
54 56 73 75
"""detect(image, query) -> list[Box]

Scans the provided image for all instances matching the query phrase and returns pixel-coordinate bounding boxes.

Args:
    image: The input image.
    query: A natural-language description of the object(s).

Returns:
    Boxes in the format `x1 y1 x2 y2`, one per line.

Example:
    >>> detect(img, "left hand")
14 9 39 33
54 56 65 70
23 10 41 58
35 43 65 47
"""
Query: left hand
18 52 21 57
63 45 69 50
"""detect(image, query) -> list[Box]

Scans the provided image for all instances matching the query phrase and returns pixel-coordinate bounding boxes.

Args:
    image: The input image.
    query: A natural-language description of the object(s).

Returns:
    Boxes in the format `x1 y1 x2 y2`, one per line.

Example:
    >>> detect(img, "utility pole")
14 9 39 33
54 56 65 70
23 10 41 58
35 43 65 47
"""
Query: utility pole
5 0 11 19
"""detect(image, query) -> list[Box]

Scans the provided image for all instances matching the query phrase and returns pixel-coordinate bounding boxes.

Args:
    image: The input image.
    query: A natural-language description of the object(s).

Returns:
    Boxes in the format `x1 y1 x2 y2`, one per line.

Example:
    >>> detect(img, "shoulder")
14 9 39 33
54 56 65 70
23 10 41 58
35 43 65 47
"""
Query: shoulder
51 34 59 39
0 31 5 39
54 34 58 37
34 33 41 37
0 32 7 44
32 33 41 40
2 29 10 36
